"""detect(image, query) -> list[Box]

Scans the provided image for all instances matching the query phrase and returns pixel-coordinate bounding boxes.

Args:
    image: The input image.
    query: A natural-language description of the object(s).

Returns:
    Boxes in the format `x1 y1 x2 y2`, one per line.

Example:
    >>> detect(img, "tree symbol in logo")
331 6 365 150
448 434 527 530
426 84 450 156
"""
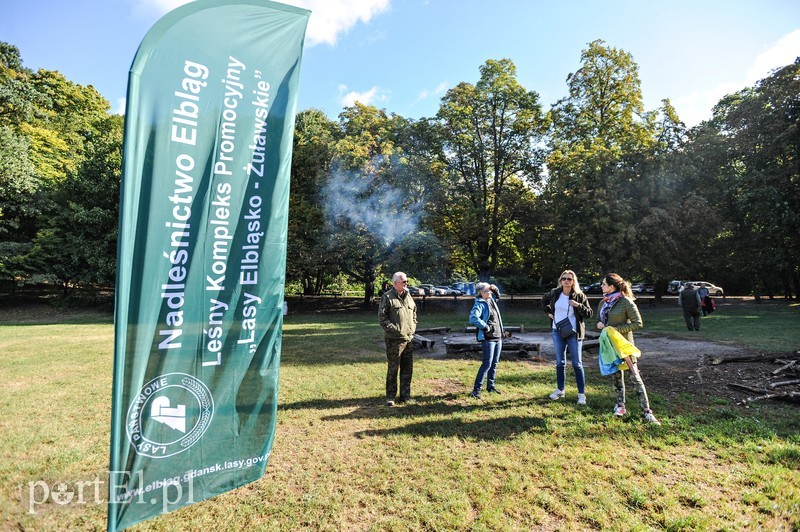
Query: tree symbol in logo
150 396 186 433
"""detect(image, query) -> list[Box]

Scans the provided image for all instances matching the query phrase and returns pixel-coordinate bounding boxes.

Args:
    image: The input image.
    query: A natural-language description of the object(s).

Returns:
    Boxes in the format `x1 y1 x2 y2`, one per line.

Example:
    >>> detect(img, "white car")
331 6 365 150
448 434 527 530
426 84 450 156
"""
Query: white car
435 286 463 296
679 281 724 296
690 281 724 296
419 284 446 296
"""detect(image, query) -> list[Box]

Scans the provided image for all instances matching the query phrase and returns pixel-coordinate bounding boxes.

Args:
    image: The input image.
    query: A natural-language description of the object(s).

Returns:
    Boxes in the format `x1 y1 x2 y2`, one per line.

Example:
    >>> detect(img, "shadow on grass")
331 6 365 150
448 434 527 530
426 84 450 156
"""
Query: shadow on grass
354 414 548 441
283 392 541 416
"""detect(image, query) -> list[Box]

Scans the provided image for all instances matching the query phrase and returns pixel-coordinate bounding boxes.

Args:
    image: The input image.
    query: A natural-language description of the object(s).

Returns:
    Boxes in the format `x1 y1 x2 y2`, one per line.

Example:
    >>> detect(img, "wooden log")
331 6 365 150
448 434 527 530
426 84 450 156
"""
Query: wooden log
768 379 800 389
740 391 800 405
416 327 451 334
727 383 768 394
444 340 540 356
711 352 800 365
772 360 797 375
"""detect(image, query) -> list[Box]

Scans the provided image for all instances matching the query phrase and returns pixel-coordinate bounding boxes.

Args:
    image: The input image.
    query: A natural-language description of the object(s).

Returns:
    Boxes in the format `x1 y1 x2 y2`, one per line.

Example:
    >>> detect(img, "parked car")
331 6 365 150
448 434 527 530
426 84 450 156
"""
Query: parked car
419 284 446 296
667 280 686 294
631 282 655 294
435 285 463 296
687 281 724 296
585 282 603 294
407 286 426 296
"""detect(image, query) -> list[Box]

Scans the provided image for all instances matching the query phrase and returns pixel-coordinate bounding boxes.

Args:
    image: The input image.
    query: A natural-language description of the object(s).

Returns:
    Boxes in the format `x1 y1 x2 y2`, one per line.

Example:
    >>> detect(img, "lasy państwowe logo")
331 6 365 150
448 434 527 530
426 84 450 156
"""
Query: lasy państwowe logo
126 373 214 458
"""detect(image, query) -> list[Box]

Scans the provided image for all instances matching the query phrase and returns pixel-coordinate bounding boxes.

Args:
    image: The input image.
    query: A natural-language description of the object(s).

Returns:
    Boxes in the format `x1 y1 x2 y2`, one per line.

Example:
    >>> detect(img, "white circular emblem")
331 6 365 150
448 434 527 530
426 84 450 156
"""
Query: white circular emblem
125 373 214 458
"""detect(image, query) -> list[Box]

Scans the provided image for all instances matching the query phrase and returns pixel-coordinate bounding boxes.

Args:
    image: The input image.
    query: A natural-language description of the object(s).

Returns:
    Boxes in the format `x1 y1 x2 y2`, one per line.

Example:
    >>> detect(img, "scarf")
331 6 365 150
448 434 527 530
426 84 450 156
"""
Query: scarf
600 291 623 325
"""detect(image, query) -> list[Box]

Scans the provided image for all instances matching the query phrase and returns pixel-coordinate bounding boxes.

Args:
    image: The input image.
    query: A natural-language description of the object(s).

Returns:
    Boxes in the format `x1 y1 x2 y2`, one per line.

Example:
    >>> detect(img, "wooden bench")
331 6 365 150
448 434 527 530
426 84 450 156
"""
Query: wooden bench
443 338 540 358
413 334 435 349
463 325 525 333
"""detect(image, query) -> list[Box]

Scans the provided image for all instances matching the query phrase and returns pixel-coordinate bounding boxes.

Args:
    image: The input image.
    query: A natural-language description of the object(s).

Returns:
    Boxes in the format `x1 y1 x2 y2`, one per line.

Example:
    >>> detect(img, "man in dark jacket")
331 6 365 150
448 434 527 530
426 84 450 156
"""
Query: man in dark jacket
679 282 701 331
378 271 417 406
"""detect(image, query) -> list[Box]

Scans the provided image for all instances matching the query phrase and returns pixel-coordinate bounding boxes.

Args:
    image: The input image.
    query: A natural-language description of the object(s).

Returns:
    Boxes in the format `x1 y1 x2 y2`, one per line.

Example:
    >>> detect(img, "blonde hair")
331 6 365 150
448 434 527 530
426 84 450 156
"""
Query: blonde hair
559 269 583 294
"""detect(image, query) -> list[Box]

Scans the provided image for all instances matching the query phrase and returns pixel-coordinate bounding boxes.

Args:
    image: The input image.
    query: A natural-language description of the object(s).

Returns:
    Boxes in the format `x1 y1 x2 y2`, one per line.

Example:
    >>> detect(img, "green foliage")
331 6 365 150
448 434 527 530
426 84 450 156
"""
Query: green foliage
693 59 800 297
0 41 116 290
32 114 123 288
544 40 657 279
1 38 797 297
287 109 340 295
431 59 547 280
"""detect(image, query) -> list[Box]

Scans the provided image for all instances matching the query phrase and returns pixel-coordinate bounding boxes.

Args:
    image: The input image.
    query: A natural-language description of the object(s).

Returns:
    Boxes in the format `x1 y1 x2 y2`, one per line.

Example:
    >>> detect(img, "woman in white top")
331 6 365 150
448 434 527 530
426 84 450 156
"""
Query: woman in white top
541 270 593 404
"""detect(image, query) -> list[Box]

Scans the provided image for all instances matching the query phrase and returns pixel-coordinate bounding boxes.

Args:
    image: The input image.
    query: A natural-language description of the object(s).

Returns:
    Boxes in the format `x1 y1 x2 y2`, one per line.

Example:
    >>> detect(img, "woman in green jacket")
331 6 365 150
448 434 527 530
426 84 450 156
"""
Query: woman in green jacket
596 273 660 425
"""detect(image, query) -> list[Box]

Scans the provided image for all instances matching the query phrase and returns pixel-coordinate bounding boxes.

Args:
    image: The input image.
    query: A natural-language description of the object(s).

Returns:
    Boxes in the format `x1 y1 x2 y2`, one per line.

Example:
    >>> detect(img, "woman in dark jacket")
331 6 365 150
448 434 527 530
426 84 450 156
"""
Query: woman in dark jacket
541 270 593 404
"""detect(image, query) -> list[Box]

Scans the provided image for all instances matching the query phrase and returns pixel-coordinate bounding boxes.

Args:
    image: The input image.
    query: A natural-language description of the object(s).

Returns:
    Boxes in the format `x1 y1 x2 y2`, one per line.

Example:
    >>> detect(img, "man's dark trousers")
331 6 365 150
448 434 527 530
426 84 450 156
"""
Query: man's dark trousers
386 338 413 401
683 308 700 331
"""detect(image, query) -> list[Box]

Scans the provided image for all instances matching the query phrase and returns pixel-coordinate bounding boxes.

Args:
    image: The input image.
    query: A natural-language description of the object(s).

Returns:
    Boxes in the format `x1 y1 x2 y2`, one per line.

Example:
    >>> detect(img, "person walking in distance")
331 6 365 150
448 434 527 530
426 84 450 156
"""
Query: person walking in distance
378 272 417 406
679 282 701 331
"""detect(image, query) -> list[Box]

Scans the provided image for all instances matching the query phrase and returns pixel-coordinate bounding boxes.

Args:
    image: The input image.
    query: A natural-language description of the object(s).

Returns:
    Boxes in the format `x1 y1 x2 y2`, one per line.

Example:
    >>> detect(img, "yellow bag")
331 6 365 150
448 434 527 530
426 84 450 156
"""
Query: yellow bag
605 326 640 371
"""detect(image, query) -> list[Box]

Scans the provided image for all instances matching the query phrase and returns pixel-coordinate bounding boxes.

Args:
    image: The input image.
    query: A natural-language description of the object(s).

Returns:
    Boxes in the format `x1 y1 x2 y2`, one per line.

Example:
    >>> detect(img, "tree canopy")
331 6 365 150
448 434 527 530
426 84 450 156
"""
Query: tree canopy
1 39 797 298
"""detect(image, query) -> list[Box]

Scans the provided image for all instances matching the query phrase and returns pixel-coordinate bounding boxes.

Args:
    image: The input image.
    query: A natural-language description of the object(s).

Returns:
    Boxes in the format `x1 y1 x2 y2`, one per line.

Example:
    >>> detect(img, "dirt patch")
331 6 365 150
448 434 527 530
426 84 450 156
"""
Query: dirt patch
414 330 797 406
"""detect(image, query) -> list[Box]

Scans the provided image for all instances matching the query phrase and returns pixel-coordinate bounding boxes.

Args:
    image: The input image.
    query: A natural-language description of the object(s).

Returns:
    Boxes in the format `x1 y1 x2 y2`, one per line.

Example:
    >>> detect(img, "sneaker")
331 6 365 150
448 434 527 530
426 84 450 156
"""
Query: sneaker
644 412 661 425
470 391 481 399
397 397 409 404
385 400 395 407
487 387 501 394
577 393 587 405
549 389 565 400
613 404 626 417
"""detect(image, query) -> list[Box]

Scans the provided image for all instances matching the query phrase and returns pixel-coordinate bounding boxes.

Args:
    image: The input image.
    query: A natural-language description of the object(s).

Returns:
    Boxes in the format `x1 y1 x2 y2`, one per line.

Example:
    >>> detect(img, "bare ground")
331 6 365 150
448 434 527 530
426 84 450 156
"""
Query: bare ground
414 330 799 406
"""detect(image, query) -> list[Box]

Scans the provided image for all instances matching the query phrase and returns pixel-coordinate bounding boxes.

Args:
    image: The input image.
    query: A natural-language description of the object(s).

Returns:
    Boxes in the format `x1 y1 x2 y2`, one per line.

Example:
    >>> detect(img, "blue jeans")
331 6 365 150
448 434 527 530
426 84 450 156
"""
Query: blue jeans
473 339 502 392
551 329 585 393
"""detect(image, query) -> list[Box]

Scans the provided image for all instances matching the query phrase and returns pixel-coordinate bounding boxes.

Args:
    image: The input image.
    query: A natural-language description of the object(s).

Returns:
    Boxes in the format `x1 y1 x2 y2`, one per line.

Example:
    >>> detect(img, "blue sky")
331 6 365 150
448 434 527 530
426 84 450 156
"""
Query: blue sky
3 0 799 126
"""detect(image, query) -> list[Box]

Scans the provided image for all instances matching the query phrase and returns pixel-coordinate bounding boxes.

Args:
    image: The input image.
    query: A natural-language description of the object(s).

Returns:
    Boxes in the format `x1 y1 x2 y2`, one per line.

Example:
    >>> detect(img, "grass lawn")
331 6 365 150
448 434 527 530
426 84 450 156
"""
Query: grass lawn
1 300 798 530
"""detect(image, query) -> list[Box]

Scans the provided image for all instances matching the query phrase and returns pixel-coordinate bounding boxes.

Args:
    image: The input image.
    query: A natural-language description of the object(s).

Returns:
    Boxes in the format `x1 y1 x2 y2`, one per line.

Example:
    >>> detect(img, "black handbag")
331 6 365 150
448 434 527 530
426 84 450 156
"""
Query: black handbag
555 317 577 338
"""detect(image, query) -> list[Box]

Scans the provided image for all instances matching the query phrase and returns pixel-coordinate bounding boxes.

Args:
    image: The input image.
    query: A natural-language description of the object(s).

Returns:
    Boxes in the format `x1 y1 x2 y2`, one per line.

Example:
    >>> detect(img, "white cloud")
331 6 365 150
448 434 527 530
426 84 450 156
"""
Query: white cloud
338 85 389 107
133 0 190 17
288 0 390 47
413 81 448 104
674 29 800 127
114 97 127 115
672 84 734 128
746 29 800 83
133 0 391 47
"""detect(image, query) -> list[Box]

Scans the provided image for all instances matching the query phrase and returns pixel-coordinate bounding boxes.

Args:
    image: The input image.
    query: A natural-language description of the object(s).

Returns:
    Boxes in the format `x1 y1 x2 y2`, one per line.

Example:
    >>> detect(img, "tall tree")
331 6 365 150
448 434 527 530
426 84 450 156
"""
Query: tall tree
0 41 115 290
432 58 546 281
32 113 123 290
693 59 800 297
545 40 655 279
287 109 340 295
326 103 433 305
